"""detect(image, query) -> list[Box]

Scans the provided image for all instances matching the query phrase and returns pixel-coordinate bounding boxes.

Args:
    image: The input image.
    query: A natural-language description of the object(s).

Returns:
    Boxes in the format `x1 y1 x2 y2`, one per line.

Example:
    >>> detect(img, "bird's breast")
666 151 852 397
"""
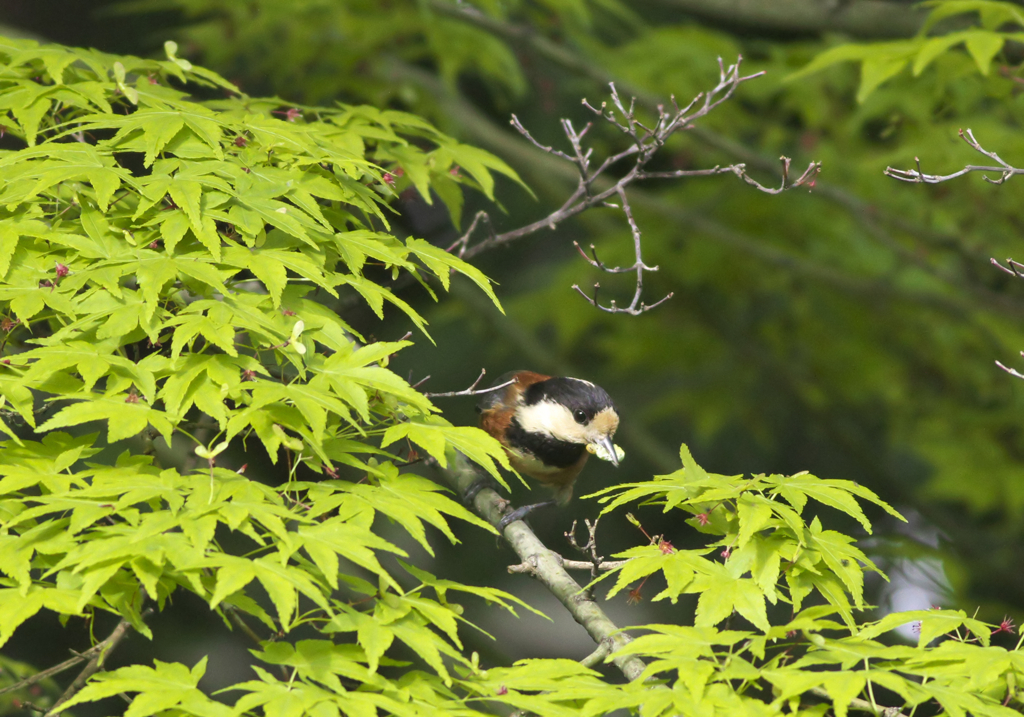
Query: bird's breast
505 419 587 471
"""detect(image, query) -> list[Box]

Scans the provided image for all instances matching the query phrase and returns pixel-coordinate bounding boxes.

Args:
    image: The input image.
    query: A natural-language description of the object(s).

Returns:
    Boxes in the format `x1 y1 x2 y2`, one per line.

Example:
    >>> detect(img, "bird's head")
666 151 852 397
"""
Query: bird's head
514 376 621 465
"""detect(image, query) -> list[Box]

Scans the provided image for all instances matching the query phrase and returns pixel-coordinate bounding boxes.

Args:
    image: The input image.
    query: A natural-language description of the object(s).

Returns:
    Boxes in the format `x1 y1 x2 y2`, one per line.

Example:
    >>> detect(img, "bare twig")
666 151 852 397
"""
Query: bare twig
886 129 1024 185
447 210 493 258
992 257 1024 278
996 358 1024 381
454 59 818 315
44 616 139 717
13 700 46 713
508 556 629 574
566 518 607 599
569 186 673 315
579 639 612 669
422 368 516 398
0 617 140 701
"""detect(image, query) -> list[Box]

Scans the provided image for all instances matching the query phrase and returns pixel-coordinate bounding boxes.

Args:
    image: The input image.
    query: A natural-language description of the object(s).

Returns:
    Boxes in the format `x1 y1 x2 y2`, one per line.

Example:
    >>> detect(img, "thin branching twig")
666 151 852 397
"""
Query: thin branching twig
453 58 819 314
886 128 1024 185
422 368 516 398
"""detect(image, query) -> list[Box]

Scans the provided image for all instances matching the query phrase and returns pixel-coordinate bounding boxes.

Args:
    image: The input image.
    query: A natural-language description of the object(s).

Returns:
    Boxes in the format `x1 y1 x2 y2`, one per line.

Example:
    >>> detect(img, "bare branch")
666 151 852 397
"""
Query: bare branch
44 616 139 717
567 187 674 315
997 359 1024 381
886 129 1024 185
435 452 646 682
447 210 493 259
422 369 515 398
456 59 818 317
991 257 1024 278
566 518 609 599
579 639 613 669
509 114 575 161
507 557 629 573
573 241 633 273
0 614 142 705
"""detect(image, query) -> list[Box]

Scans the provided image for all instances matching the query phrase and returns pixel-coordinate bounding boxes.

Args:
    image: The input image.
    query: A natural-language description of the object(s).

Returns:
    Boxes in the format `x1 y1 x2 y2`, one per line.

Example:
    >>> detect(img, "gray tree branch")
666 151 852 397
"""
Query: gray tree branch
642 0 927 39
437 452 646 681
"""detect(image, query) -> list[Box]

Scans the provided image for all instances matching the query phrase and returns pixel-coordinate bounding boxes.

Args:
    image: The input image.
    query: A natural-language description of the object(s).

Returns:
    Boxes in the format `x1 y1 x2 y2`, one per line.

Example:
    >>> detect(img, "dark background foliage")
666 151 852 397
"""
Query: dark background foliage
4 0 1024 696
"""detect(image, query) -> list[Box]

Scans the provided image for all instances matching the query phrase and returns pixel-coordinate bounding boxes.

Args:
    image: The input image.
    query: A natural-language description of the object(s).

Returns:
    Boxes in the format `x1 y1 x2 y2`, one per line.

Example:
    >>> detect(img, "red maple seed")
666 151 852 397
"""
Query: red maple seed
241 369 257 382
696 512 710 526
992 616 1016 635
658 539 675 554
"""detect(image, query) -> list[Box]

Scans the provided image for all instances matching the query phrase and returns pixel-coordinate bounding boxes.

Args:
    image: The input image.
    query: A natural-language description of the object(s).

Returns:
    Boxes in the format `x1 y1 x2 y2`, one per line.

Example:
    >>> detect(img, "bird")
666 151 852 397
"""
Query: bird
475 370 621 529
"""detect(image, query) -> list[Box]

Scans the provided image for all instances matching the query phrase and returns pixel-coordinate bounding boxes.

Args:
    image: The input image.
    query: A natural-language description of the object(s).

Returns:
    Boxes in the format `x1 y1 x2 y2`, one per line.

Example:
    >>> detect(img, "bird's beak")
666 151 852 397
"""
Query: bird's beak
598 435 620 467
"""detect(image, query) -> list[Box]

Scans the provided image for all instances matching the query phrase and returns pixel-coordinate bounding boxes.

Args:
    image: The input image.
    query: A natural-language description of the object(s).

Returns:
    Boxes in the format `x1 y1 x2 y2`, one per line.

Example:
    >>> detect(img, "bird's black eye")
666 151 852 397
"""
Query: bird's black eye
573 409 588 424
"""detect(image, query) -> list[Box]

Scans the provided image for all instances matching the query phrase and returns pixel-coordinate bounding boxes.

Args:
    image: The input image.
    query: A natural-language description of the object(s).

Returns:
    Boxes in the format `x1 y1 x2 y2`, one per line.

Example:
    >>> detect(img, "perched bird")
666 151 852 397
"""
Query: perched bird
476 370 622 528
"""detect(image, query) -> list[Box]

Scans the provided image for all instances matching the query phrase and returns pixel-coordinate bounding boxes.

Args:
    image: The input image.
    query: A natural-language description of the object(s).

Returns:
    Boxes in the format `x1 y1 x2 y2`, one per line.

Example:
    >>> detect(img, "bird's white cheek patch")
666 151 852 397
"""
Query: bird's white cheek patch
516 401 588 442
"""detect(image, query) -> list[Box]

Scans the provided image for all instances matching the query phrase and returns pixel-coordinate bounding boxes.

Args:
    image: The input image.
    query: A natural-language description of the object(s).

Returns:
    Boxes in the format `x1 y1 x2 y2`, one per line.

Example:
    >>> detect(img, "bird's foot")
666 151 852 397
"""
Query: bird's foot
498 500 556 531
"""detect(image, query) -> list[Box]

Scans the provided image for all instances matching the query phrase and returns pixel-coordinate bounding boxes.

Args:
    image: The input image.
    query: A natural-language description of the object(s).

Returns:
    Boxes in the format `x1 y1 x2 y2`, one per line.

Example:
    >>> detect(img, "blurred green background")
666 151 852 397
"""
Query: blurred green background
4 0 1024 697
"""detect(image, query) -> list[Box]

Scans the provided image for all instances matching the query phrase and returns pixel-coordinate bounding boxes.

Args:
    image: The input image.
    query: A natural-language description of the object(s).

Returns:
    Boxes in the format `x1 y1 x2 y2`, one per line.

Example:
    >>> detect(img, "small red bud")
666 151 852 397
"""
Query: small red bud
234 135 248 147
125 392 139 404
55 262 69 279
993 616 1016 635
382 172 395 186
